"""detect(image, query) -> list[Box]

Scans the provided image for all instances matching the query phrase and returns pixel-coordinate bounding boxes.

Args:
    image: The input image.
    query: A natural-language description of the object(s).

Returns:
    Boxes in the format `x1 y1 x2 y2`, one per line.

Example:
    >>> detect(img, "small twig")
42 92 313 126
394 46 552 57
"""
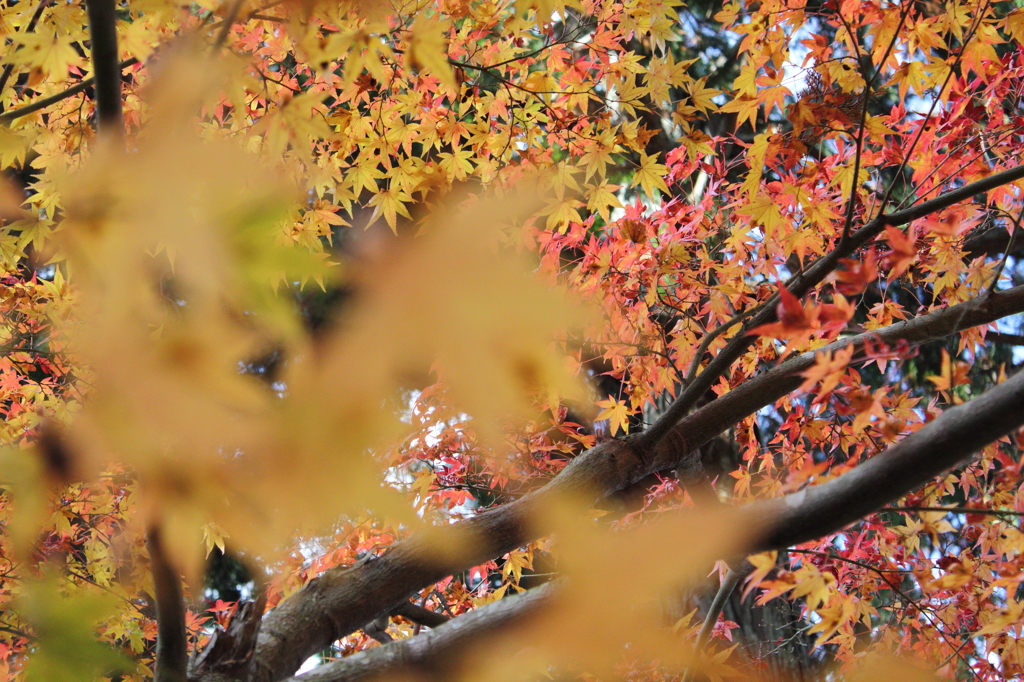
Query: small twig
0 623 36 641
987 202 1024 296
685 306 757 384
884 505 1024 518
789 547 979 678
878 0 987 216
0 58 139 123
831 14 869 245
788 548 914 574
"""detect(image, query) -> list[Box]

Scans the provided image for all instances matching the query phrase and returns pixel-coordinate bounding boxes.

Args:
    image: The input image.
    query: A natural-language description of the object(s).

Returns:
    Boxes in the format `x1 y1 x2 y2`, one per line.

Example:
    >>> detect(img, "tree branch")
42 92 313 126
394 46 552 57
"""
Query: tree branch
190 593 267 682
277 360 1024 682
147 526 189 682
749 365 1024 552
84 0 123 137
286 584 556 682
229 284 1024 682
987 331 1024 346
638 162 1024 451
679 564 750 682
391 601 449 628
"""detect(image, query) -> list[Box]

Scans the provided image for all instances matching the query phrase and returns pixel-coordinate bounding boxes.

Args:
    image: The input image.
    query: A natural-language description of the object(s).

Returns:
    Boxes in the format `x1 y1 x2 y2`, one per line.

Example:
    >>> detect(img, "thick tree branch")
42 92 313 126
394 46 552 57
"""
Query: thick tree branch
245 436 641 682
190 594 267 682
84 0 123 137
987 331 1024 346
231 285 1024 682
749 365 1024 551
147 526 189 682
278 361 1024 682
286 584 556 682
638 162 1024 451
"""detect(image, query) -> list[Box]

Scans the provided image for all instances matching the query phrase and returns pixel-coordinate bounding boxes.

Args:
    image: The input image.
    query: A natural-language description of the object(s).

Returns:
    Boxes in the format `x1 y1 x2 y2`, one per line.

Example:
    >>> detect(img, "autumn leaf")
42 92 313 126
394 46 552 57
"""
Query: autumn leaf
407 16 457 90
595 397 633 436
833 251 879 296
630 152 670 199
883 225 917 280
748 285 813 341
926 349 971 403
799 344 855 394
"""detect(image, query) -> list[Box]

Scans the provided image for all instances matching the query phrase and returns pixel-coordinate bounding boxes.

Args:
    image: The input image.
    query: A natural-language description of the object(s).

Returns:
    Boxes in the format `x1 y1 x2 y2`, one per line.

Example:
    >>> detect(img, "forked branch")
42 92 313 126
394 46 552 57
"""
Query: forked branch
274 365 1024 682
231 281 1024 682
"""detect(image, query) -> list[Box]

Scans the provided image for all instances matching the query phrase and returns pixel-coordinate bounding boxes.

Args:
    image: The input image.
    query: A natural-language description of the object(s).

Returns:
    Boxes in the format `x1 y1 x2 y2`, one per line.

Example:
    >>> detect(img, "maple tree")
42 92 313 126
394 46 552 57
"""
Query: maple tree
5 0 1024 680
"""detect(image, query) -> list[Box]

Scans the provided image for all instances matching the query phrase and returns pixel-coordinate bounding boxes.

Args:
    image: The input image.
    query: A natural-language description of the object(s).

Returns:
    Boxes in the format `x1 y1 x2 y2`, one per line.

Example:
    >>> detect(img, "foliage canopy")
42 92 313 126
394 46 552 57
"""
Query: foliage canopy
3 0 1024 680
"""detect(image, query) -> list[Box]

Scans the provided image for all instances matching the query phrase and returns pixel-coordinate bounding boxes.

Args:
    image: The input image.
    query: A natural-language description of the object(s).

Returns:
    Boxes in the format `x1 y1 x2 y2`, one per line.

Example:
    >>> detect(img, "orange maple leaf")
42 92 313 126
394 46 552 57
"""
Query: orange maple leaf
834 251 879 296
749 286 852 343
882 225 916 280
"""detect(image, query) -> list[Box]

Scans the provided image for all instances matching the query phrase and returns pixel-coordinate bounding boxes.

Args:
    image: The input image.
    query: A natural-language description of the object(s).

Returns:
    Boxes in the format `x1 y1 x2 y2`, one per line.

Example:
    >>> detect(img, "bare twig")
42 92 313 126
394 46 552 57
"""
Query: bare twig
987 202 1024 296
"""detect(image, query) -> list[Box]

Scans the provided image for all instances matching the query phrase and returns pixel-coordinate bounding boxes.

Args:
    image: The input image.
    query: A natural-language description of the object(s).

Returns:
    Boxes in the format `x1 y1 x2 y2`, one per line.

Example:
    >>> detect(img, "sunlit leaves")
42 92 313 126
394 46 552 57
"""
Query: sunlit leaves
595 397 632 436
630 152 669 200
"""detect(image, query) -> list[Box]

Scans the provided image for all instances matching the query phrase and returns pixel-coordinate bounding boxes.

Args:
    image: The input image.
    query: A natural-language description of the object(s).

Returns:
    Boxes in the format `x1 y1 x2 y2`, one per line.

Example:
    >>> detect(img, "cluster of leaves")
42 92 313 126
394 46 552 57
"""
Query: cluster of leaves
3 0 1024 680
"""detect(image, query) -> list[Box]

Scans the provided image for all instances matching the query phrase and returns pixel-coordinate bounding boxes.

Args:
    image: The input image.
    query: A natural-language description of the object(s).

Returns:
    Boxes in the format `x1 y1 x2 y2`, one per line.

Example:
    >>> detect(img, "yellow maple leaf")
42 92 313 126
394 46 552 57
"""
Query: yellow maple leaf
595 397 633 436
736 193 784 240
368 186 414 232
631 152 669 199
719 94 760 132
586 182 623 222
807 597 856 646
